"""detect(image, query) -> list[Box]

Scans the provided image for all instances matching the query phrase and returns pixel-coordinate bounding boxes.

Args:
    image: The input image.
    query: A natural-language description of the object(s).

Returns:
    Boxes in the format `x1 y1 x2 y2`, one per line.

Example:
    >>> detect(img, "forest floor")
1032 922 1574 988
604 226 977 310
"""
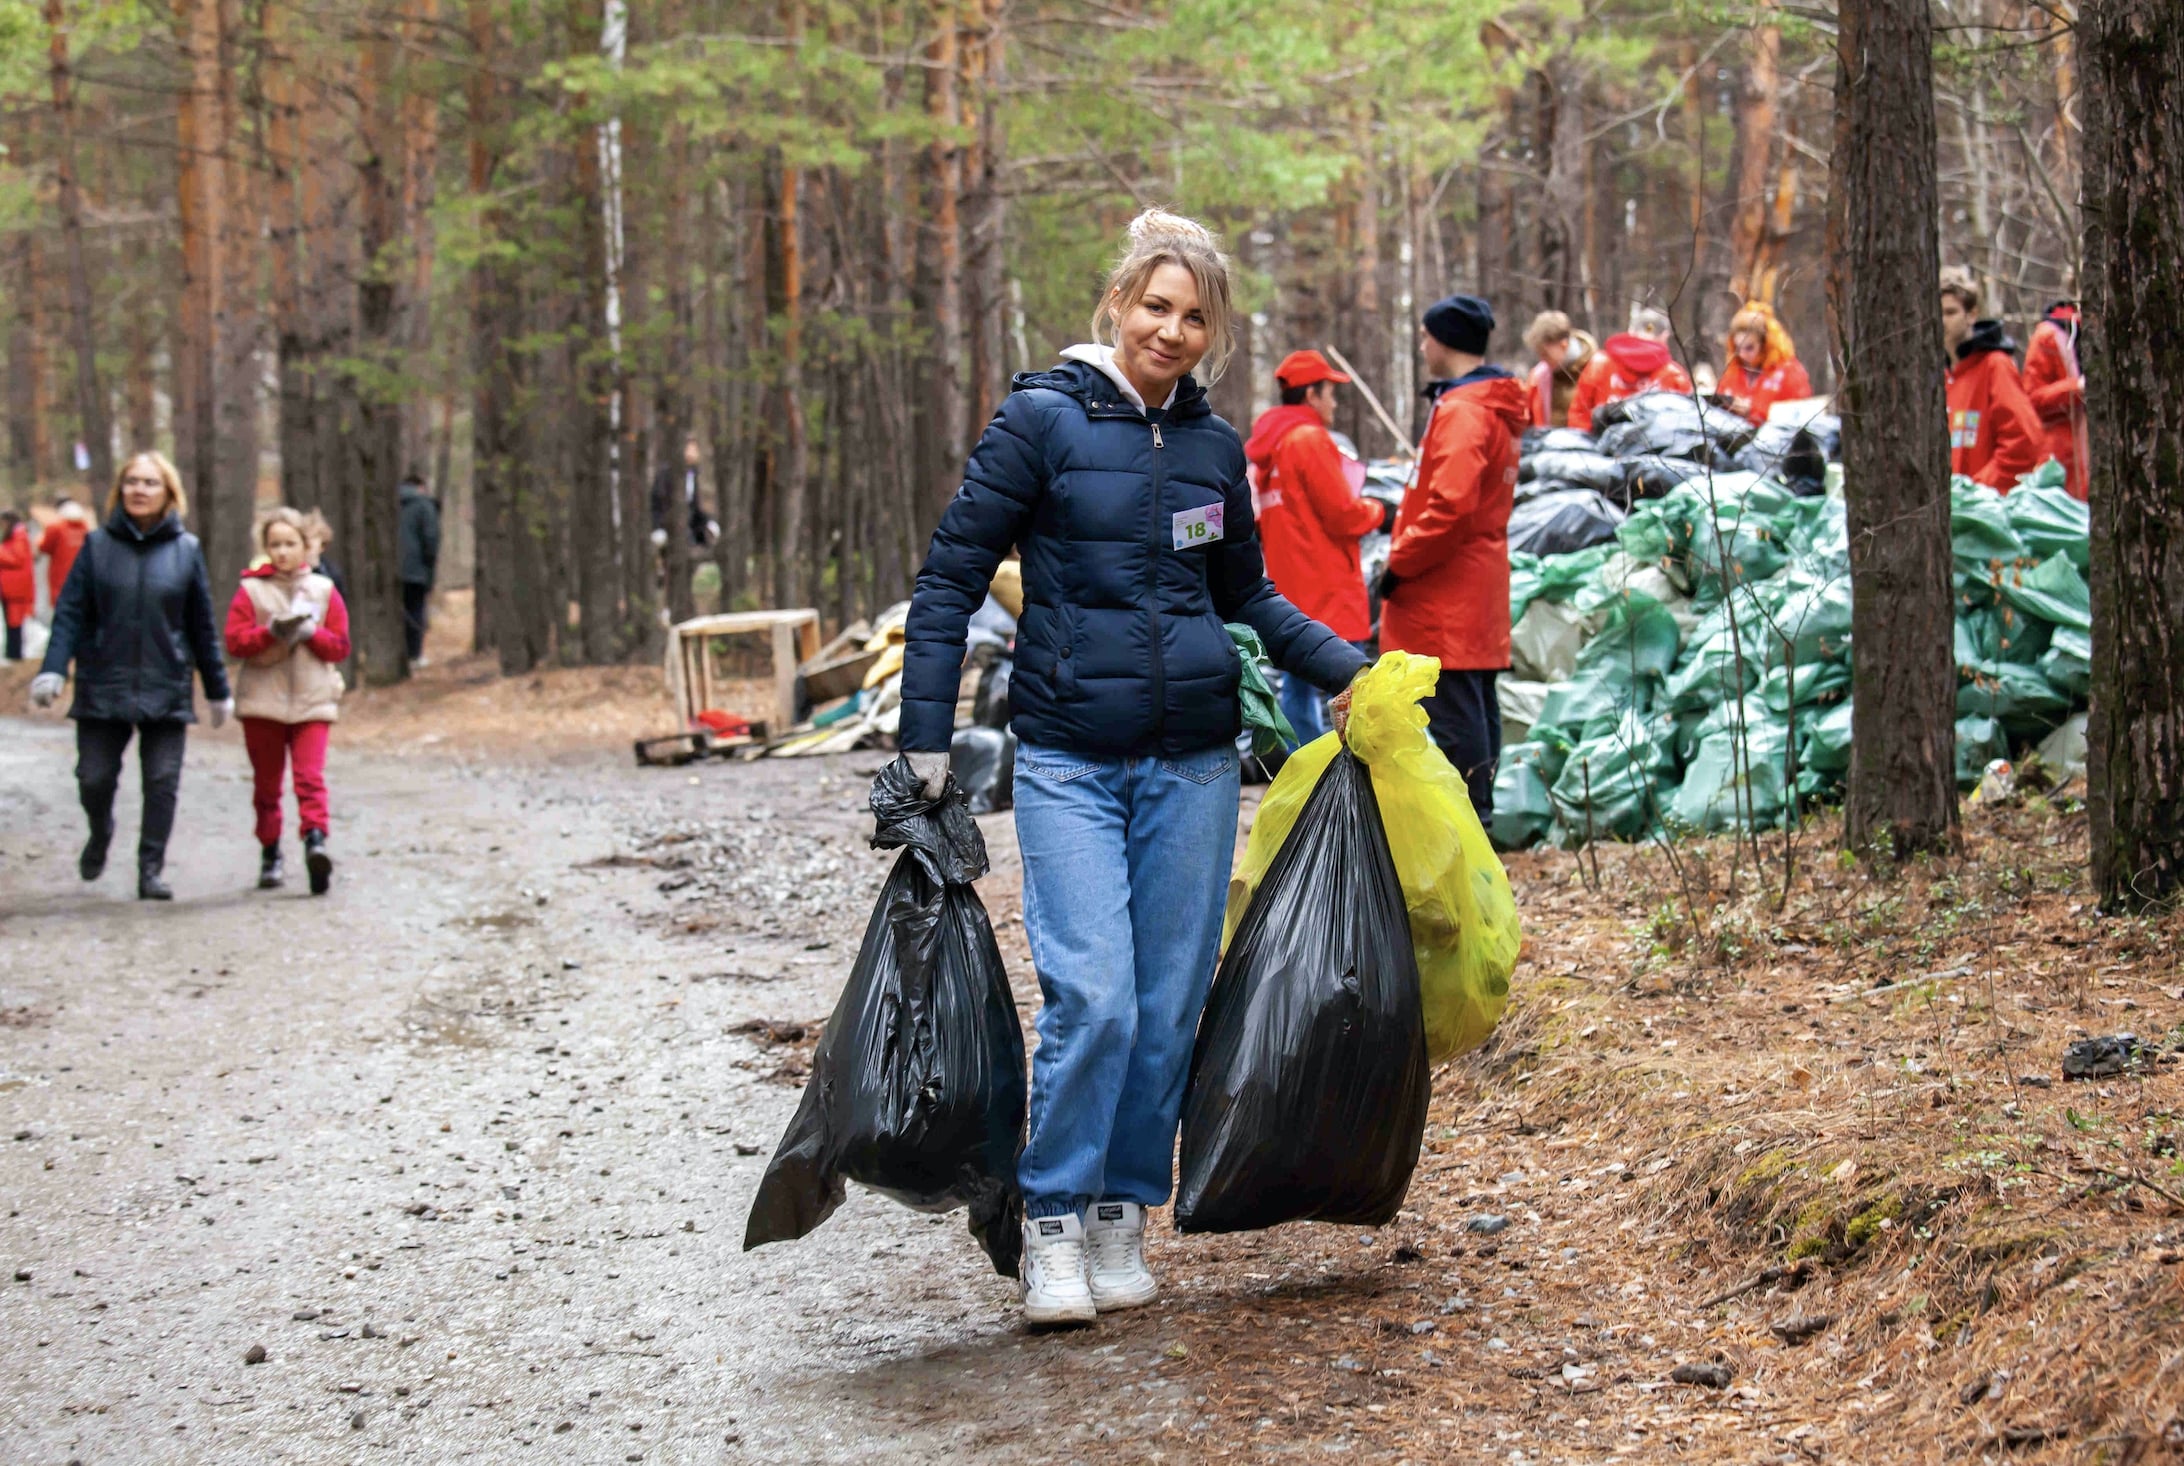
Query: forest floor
1 645 2179 1464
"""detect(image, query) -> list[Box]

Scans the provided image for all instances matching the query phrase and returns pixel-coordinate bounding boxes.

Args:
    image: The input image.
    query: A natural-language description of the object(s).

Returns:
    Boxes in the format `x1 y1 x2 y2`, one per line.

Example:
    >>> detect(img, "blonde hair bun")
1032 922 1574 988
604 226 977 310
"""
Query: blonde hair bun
1126 207 1219 251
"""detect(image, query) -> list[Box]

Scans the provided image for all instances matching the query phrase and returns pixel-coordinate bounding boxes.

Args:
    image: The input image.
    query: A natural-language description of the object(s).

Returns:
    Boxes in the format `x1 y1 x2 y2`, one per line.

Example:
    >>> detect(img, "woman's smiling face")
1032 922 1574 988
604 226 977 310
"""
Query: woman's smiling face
1110 261 1210 403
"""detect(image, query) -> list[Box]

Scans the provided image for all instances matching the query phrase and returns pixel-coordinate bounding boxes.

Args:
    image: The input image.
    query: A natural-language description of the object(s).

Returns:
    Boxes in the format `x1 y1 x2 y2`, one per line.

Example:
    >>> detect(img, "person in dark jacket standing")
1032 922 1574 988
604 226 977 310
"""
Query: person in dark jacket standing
899 209 1369 1328
397 473 440 665
28 451 233 901
649 435 718 550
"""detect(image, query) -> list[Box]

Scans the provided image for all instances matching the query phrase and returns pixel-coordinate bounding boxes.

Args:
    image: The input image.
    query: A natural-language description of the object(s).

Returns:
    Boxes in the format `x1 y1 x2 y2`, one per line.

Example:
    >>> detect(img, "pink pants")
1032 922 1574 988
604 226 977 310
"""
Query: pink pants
241 717 332 847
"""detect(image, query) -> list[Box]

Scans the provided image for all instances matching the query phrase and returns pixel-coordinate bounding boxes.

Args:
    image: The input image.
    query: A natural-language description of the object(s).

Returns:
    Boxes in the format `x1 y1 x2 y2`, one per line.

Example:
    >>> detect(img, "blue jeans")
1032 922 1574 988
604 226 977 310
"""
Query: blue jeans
1012 740 1241 1219
1277 670 1329 747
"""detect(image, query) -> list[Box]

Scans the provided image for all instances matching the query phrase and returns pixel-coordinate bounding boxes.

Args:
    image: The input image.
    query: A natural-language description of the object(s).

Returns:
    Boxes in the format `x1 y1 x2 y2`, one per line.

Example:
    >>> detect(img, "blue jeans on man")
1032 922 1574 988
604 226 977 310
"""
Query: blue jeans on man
1011 740 1240 1219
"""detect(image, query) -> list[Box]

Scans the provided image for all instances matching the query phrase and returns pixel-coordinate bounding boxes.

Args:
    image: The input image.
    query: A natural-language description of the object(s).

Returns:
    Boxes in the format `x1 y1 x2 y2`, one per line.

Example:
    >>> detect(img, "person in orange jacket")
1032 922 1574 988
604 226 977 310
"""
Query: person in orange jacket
0 511 33 660
2022 300 2089 500
1940 268 2044 491
1376 293 1530 817
1717 302 1812 425
1243 348 1393 743
1565 307 1694 430
1522 311 1598 428
37 495 93 612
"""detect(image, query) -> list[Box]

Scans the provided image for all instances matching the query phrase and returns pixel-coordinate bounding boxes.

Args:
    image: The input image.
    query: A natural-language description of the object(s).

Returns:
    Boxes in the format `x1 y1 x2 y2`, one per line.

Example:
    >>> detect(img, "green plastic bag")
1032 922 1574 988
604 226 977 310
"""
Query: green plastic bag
1800 699 1855 775
2039 624 2091 700
1574 598 1683 682
1997 553 2092 632
1616 486 1699 566
1534 544 1617 603
2016 458 2068 492
1671 719 1789 834
1951 477 2026 564
1490 743 1558 851
1955 713 2008 789
1537 670 1642 734
1508 552 1544 625
1226 624 1299 755
1759 658 1850 711
2005 483 2089 569
1766 578 1855 670
1550 710 1671 842
1957 660 2071 739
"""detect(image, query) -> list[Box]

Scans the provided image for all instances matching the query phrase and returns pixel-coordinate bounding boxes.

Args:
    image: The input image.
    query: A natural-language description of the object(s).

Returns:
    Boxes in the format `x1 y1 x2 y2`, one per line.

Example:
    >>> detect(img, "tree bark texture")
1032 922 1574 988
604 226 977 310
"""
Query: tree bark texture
45 0 113 490
350 19 409 684
2081 0 2184 909
172 0 222 530
1830 0 1960 858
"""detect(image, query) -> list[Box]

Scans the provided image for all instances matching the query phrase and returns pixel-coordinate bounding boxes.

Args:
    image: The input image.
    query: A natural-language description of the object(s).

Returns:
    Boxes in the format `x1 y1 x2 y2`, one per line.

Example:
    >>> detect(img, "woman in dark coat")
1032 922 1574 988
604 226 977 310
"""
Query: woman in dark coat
29 451 233 901
898 210 1368 1326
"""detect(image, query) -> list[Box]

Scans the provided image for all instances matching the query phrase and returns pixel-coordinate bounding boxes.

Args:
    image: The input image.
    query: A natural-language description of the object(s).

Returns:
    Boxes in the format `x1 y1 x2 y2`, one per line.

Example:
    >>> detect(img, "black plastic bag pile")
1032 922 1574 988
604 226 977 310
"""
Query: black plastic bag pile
742 757 1027 1276
1731 413 1840 494
1174 746 1431 1233
1507 488 1629 556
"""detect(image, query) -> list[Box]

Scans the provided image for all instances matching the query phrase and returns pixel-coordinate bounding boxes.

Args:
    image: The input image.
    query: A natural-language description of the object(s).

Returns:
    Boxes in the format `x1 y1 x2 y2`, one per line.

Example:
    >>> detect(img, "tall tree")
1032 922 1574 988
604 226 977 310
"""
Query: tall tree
44 0 113 489
2081 0 2184 908
1830 0 1958 857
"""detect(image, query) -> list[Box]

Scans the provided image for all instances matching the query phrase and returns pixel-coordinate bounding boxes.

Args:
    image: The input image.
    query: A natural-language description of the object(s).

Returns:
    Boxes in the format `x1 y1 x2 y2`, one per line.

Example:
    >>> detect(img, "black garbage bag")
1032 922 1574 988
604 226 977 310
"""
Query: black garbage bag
1518 448 1625 495
1593 391 1755 459
1621 453 1713 500
1506 487 1626 556
743 756 1026 1277
1519 426 1600 456
1733 417 1836 493
973 657 1012 728
950 726 1016 814
1176 747 1429 1233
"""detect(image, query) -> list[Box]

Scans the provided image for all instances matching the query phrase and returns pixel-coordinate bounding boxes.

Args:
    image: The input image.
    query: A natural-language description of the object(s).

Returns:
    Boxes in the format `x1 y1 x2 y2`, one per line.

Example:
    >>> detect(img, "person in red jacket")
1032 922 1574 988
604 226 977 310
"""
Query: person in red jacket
2022 300 2089 500
1377 293 1530 817
1523 311 1598 428
1717 302 1813 425
1940 269 2044 491
1243 348 1392 743
1566 307 1695 430
0 512 33 661
37 495 93 612
223 507 350 894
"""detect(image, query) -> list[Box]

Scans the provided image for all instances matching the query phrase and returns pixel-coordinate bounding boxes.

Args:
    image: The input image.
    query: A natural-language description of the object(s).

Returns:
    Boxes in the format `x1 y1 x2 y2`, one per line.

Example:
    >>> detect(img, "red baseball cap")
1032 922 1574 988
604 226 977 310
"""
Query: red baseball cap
1273 349 1351 389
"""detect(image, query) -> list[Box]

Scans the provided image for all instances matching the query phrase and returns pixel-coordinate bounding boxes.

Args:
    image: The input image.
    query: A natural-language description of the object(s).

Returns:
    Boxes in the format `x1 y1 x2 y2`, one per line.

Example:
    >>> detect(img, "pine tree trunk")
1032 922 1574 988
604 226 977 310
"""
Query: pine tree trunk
172 0 222 529
1727 5 1781 303
208 0 261 597
45 0 113 490
2081 0 2184 909
350 18 408 684
1830 0 1959 858
464 0 526 668
916 0 965 528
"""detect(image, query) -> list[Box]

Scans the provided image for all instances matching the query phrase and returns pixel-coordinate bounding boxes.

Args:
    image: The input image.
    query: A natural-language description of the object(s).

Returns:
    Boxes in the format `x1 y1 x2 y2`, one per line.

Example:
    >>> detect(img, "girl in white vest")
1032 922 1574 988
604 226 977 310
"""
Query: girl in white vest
222 508 349 894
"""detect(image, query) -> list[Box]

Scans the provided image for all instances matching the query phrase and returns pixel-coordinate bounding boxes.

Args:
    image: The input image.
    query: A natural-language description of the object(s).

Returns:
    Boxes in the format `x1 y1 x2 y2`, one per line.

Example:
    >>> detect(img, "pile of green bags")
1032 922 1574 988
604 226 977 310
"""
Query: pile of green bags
1492 467 2090 850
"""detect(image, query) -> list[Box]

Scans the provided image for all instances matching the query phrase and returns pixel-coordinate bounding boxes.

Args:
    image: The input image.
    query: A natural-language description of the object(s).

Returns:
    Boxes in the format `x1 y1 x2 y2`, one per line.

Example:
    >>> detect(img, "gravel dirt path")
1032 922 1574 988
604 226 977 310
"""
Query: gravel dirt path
0 717 1212 1464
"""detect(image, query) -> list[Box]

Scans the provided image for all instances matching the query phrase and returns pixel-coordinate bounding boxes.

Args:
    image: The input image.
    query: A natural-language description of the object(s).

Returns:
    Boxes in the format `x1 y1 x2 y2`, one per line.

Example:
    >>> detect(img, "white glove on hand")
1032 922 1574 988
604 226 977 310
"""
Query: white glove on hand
287 614 321 645
705 519 721 545
904 750 951 802
209 698 234 729
649 528 669 549
29 672 64 709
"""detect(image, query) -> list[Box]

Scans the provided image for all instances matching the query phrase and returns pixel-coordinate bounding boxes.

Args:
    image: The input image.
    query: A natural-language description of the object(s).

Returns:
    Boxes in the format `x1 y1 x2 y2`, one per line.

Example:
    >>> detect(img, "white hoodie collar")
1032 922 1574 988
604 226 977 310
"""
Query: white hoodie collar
1059 343 1177 412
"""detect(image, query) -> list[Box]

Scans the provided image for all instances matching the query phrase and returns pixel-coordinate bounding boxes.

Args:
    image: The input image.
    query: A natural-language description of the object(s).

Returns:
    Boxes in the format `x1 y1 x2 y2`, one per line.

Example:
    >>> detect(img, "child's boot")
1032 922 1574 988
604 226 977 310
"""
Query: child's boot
304 829 333 896
258 844 285 890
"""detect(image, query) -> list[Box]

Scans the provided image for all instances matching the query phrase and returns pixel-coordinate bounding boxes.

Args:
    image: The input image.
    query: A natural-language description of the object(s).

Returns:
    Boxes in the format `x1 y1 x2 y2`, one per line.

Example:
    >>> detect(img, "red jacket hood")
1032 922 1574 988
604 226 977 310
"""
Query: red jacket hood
1601 333 1673 376
1446 371 1534 432
1244 403 1324 469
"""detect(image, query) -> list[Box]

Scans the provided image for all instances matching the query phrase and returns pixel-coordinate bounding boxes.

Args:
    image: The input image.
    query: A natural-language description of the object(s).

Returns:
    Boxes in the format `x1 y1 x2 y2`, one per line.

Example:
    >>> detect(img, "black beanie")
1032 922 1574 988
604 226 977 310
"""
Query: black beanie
1423 294 1494 354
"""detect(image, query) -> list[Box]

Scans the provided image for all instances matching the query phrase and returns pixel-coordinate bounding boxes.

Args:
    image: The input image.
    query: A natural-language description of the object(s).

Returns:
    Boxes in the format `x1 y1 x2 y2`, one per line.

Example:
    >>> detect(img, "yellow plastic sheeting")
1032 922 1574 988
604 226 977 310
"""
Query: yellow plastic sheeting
1223 651 1522 1061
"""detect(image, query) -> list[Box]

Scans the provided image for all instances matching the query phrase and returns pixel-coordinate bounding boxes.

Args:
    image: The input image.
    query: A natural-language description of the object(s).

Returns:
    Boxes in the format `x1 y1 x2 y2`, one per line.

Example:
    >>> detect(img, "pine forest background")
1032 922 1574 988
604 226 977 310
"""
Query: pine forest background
0 0 2084 683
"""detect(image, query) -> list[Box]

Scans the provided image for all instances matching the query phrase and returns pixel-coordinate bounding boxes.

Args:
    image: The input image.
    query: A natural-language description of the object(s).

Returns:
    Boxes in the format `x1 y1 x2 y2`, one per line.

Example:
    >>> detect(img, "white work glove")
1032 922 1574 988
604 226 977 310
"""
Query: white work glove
29 672 64 709
286 613 321 645
705 519 721 545
209 698 234 729
904 750 951 802
649 527 669 549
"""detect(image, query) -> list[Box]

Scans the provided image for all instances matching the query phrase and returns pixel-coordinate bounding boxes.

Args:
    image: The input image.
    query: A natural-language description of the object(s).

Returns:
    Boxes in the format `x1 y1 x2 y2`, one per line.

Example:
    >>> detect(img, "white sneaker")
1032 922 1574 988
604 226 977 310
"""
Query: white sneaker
1085 1201 1158 1312
1020 1214 1097 1327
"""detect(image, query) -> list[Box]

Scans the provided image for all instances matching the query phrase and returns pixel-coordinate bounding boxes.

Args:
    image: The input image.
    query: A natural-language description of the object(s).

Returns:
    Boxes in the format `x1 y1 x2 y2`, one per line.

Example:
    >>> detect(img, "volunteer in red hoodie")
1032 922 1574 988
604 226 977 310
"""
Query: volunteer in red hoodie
1566 306 1694 430
223 507 350 895
37 496 93 614
1940 267 2044 492
2022 300 2089 500
1242 348 1393 742
1376 293 1529 817
0 511 33 661
1717 302 1812 425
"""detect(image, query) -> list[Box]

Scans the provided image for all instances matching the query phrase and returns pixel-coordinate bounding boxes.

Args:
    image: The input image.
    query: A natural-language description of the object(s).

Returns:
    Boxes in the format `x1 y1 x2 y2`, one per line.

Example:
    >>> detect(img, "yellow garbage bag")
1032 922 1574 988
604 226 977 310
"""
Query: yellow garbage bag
1223 651 1521 1060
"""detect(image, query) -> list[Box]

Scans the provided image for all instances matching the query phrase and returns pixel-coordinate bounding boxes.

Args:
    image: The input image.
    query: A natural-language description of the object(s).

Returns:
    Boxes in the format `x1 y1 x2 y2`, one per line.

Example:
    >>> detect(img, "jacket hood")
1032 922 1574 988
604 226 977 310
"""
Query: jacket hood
1244 403 1324 468
1601 333 1674 376
1014 354 1210 419
1956 318 2018 361
57 502 94 526
1423 362 1519 404
106 507 183 543
1445 369 1533 432
2042 302 2086 369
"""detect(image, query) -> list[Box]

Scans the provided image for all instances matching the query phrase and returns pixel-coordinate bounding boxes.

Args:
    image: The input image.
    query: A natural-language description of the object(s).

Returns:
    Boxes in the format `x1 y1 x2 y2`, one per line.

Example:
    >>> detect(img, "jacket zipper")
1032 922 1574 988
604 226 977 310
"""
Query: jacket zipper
1145 409 1167 740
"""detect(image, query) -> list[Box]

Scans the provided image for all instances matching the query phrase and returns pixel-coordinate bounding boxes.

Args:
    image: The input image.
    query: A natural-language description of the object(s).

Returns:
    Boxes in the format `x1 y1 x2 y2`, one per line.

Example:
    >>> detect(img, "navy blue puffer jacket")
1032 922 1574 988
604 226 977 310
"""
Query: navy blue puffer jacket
41 509 231 724
900 359 1369 756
